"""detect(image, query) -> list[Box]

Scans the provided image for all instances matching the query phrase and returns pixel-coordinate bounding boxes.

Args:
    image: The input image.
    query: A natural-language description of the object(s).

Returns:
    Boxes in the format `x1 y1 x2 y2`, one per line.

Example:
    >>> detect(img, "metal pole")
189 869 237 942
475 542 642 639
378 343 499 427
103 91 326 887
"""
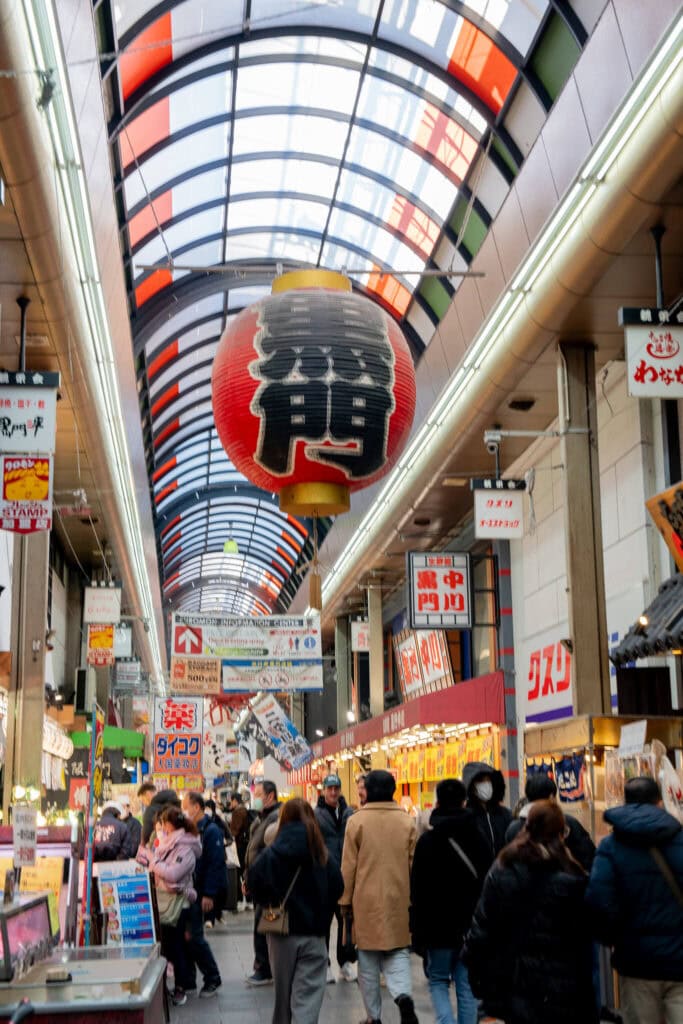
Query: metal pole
16 296 30 373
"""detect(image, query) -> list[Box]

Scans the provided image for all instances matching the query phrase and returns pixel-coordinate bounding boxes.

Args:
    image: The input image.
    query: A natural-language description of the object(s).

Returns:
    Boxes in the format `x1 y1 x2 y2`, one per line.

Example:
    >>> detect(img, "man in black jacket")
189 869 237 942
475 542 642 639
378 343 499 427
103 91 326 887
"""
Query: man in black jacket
411 779 491 1024
586 777 683 1024
506 774 595 870
245 779 280 986
139 783 180 845
463 761 512 860
94 801 135 860
182 791 223 998
314 773 356 982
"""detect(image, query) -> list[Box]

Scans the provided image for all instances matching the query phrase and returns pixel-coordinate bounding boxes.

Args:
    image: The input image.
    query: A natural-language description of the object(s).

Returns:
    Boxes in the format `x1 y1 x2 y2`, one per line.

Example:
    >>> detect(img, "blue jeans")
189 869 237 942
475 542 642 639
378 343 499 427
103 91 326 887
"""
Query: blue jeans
426 948 477 1024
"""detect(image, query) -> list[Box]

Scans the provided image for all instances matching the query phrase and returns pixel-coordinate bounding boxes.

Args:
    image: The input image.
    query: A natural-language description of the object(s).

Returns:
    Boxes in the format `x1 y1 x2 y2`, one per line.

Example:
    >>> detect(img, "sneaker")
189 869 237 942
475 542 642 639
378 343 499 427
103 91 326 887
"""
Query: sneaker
326 965 336 984
395 994 419 1024
199 981 221 998
245 972 272 987
171 990 187 1006
340 962 357 982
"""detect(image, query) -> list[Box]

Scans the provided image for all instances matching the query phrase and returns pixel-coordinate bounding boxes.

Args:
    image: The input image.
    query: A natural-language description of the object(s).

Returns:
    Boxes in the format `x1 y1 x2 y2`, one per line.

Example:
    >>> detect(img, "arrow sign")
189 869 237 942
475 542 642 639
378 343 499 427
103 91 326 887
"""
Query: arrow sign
174 625 202 655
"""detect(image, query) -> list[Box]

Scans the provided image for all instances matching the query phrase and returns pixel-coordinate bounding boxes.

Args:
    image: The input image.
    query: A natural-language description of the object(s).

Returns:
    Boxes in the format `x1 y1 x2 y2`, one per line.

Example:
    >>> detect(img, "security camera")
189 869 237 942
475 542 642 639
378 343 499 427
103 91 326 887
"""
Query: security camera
484 429 502 454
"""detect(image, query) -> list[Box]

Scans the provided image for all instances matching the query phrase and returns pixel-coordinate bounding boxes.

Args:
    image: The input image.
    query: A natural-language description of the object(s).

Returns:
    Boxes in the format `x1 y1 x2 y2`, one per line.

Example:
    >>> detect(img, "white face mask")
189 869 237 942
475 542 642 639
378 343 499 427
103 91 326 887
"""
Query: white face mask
475 781 493 802
252 796 264 812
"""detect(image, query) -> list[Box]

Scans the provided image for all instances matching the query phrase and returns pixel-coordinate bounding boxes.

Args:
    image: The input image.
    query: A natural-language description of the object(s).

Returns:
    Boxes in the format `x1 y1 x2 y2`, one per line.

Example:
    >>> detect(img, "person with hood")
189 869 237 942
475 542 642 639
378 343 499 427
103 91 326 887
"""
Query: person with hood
462 761 511 860
94 801 135 861
145 805 202 1007
313 772 356 983
245 780 280 986
181 791 224 998
119 794 142 854
140 784 180 845
410 778 491 1024
463 800 597 1024
506 774 595 870
341 769 419 1024
248 797 344 1024
585 776 683 1024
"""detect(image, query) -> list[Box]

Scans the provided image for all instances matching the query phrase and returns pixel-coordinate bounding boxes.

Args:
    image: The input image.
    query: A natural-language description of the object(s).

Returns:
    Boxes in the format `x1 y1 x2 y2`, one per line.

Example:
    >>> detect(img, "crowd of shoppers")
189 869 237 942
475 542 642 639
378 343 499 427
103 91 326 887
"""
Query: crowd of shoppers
93 766 682 1024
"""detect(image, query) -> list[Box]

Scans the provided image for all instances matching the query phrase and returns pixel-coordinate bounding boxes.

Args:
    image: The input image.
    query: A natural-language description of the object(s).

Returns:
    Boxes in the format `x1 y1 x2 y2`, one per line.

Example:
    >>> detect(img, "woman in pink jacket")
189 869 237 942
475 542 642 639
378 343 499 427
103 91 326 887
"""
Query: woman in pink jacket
149 806 202 1006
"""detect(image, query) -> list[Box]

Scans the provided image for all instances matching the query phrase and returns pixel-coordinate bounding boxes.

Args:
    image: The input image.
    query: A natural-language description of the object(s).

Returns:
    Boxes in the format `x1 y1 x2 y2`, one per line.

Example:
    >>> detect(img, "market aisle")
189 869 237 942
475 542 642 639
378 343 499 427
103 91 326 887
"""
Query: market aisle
169 911 434 1023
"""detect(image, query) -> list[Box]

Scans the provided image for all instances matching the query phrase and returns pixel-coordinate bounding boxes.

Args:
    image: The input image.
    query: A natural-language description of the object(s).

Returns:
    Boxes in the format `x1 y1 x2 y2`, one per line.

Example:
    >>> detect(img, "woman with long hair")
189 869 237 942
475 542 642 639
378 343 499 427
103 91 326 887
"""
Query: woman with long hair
148 805 202 1007
248 797 344 1024
463 799 598 1024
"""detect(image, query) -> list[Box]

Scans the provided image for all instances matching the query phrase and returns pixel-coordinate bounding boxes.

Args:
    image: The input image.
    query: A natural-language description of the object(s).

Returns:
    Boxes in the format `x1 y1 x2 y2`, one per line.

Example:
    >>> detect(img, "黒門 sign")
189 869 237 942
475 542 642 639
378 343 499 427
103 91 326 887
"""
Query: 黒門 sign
407 552 471 629
0 370 60 454
619 307 683 398
153 696 203 775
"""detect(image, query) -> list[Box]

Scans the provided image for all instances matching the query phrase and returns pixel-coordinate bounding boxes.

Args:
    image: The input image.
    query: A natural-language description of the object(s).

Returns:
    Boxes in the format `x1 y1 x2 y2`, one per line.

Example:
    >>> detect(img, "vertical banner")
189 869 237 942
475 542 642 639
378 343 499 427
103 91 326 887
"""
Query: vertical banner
250 694 312 770
153 696 203 775
12 806 37 867
82 703 104 946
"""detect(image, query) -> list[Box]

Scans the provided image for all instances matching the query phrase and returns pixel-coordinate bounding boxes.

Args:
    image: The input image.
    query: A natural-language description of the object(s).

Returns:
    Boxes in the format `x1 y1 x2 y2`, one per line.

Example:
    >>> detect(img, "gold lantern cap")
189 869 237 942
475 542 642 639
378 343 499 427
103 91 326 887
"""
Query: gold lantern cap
279 482 350 516
271 269 352 293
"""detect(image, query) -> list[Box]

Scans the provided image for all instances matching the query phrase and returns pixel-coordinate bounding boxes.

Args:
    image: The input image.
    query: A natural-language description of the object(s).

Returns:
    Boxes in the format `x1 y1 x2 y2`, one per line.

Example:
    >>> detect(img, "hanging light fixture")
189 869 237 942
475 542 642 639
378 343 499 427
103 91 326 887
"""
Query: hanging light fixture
223 523 239 555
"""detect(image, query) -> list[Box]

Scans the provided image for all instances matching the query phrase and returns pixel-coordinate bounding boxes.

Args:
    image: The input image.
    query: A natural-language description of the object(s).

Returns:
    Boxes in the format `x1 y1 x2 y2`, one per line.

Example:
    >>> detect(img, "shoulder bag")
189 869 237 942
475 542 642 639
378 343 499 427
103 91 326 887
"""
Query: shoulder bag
448 837 479 880
156 889 185 926
650 847 683 909
257 866 302 936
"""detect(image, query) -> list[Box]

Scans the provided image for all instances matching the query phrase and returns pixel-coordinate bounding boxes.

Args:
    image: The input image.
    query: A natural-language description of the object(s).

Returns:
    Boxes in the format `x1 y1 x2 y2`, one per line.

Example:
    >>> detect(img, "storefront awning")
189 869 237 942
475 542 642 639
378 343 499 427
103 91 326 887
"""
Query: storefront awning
311 671 504 759
611 574 683 666
70 726 144 759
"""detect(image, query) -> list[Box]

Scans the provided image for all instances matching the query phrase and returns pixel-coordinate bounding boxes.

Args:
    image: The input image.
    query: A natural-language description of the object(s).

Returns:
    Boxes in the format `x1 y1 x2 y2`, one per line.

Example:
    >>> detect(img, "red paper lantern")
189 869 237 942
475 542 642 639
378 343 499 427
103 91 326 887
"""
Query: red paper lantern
212 270 416 516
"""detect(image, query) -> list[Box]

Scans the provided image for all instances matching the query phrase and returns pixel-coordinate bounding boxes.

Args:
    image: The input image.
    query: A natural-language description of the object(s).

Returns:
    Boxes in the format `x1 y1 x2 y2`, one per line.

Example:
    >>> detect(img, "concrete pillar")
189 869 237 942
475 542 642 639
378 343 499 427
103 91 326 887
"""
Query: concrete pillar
493 540 520 807
95 666 110 716
368 586 384 718
5 532 50 812
334 617 351 731
558 341 611 715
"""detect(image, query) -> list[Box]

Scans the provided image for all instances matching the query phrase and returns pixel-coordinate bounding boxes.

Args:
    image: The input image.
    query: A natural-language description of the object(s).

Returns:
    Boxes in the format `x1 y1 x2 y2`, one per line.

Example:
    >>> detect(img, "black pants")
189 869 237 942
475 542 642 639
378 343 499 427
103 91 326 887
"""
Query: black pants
325 904 357 968
160 914 193 992
184 900 221 988
253 904 272 978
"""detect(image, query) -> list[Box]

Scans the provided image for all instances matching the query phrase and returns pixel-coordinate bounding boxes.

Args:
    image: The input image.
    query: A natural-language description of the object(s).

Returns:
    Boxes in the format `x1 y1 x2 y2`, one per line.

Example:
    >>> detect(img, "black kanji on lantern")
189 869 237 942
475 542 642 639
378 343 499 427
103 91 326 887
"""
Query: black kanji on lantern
251 292 395 478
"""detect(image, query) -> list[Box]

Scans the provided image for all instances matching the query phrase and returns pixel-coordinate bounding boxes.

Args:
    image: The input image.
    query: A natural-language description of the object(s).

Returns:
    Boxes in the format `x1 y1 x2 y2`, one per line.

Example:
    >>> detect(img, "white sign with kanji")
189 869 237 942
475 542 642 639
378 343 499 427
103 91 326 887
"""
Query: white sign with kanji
154 696 202 734
83 585 122 625
0 383 58 454
397 633 423 697
474 488 524 538
351 620 370 652
622 308 683 398
407 552 472 629
13 806 37 867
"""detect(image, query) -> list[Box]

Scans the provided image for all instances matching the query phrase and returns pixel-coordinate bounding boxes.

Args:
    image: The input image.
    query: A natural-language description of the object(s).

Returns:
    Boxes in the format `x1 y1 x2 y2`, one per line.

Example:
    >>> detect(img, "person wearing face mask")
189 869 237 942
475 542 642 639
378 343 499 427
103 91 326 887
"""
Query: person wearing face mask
245 780 280 986
462 762 512 863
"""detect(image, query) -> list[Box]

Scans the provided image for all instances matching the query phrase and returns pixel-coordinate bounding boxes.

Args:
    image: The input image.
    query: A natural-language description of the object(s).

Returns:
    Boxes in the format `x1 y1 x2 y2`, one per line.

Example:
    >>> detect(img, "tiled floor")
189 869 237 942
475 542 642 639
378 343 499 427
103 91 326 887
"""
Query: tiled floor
171 910 436 1023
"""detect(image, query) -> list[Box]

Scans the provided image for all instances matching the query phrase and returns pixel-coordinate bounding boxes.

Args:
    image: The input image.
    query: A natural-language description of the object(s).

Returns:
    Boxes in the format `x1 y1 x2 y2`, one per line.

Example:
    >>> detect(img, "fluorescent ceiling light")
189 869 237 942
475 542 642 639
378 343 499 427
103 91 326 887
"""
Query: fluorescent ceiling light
322 9 682 608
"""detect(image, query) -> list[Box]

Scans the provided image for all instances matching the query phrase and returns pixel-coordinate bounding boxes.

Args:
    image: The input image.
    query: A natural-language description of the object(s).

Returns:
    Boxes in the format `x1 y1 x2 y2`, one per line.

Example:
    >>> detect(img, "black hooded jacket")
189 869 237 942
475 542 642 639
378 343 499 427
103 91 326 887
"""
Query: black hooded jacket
141 788 180 844
314 794 353 867
462 761 512 859
464 858 597 1024
248 820 344 936
410 806 491 952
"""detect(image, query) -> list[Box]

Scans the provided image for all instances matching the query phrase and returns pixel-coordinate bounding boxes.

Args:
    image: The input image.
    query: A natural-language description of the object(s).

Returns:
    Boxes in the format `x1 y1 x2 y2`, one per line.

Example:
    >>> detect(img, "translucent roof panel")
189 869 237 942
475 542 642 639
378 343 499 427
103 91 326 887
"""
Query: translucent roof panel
101 0 584 632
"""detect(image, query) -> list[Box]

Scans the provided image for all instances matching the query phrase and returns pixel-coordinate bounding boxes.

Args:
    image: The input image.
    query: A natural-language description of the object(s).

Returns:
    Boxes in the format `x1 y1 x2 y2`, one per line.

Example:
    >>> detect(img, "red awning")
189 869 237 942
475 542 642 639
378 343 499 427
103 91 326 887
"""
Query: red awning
310 671 504 759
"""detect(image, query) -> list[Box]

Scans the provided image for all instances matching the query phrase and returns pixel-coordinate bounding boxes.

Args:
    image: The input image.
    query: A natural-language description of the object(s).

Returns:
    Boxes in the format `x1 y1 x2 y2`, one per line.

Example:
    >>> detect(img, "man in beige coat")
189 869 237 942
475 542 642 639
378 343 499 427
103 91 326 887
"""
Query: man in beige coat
340 769 419 1024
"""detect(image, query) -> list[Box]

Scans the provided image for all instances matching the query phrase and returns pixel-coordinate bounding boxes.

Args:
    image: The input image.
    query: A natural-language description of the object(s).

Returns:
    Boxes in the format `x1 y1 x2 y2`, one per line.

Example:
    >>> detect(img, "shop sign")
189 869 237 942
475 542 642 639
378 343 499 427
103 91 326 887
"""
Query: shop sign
474 487 524 539
523 633 573 725
397 633 423 698
114 660 141 687
96 862 156 946
152 773 204 793
86 623 115 666
250 693 312 770
617 719 647 757
619 307 683 398
13 806 37 867
113 624 132 659
170 655 221 695
202 702 235 779
0 454 52 533
646 481 683 572
351 620 370 652
19 857 63 935
171 612 323 692
407 551 472 629
83 585 121 625
0 371 60 454
153 696 202 774
394 629 452 699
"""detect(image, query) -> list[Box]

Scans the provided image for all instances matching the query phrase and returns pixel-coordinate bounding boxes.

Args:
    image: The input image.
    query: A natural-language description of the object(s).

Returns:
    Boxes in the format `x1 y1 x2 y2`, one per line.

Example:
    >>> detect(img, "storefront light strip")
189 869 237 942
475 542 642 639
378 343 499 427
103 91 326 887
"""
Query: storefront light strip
22 1 164 685
322 12 682 609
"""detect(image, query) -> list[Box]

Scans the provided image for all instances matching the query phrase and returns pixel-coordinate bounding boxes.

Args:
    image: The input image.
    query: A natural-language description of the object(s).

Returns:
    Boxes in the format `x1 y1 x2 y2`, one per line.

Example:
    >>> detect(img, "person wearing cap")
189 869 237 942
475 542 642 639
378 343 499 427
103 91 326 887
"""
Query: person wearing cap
314 772 357 983
94 801 136 861
119 794 142 854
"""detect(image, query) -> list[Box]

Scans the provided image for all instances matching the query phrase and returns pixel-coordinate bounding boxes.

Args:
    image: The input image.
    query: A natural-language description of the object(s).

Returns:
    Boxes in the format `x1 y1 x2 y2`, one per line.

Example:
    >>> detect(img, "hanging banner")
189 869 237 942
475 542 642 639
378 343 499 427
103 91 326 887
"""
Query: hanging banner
250 694 312 770
170 655 221 695
394 628 452 700
113 624 133 658
396 632 423 698
83 585 122 625
407 552 472 629
153 696 203 775
0 370 60 454
0 454 52 533
619 307 683 398
86 623 115 667
474 487 524 539
202 701 235 779
351 620 370 652
12 806 37 868
522 629 573 725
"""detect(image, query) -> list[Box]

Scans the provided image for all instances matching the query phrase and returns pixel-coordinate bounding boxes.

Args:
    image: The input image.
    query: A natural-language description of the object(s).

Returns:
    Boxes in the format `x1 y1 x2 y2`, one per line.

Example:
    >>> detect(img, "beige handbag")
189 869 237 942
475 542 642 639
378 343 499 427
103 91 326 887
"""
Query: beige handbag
257 867 301 936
